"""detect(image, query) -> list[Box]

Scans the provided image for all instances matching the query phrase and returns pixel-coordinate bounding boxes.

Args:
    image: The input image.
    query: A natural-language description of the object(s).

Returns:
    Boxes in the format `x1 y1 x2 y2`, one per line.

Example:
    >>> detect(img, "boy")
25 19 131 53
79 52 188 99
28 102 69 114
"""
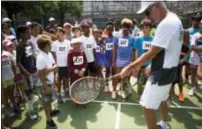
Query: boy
134 19 153 101
2 39 16 118
37 34 59 128
72 25 81 38
51 27 71 102
16 25 39 120
189 19 202 96
112 19 135 99
103 22 116 92
80 22 97 76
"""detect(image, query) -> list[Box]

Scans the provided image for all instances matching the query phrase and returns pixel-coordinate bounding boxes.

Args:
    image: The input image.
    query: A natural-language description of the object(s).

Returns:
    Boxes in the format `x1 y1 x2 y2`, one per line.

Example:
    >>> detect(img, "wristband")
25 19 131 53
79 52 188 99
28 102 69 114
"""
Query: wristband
81 68 86 72
74 69 79 74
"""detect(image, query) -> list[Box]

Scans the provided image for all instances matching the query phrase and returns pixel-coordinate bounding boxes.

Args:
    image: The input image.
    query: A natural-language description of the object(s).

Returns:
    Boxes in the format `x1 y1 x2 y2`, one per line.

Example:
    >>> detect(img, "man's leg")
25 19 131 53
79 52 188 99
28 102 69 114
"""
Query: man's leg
160 101 168 121
144 108 156 129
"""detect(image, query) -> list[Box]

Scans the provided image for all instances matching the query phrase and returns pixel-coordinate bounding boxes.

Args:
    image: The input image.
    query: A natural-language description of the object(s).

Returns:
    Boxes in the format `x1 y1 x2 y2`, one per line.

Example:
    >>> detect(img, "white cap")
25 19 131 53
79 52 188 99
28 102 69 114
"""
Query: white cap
49 17 55 21
6 35 16 40
26 21 32 26
71 38 82 44
2 39 13 46
63 22 72 28
137 0 159 14
2 17 11 23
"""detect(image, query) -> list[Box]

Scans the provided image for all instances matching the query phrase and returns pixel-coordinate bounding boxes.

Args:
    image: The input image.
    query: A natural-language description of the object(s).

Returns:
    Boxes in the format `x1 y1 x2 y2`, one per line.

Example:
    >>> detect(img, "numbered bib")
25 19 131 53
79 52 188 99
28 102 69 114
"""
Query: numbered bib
25 46 33 57
73 56 84 65
143 41 152 50
95 46 101 52
2 57 10 68
118 39 128 47
57 46 66 54
86 44 93 50
106 43 113 50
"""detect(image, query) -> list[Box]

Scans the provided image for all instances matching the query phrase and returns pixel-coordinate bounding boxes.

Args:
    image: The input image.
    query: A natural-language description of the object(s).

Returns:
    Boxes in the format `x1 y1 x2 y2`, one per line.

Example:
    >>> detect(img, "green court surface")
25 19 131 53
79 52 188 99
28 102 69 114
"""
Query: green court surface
2 78 202 129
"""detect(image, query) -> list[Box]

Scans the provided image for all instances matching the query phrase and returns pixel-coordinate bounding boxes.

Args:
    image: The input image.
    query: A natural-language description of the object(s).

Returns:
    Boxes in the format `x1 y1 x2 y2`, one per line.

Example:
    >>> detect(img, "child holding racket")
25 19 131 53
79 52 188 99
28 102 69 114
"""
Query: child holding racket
133 19 153 101
37 34 60 128
112 19 136 99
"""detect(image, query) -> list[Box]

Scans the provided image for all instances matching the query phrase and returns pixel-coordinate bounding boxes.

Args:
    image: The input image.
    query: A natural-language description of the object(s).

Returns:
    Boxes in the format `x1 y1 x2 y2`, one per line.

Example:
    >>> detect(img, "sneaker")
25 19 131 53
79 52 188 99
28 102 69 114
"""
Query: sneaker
104 86 110 92
157 120 169 129
178 93 184 102
188 87 196 96
6 110 15 118
50 109 61 117
29 112 38 120
46 119 57 128
57 94 63 103
111 91 117 99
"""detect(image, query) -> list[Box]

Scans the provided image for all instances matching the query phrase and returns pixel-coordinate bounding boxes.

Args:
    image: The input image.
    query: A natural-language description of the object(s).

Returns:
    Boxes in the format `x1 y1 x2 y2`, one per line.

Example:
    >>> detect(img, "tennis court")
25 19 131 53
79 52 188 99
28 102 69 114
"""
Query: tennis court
2 78 202 129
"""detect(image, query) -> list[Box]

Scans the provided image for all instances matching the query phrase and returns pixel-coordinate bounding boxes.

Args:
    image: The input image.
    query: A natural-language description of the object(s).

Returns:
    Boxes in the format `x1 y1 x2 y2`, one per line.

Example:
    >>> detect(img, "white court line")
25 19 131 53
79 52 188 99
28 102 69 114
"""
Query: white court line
114 103 121 129
65 99 202 110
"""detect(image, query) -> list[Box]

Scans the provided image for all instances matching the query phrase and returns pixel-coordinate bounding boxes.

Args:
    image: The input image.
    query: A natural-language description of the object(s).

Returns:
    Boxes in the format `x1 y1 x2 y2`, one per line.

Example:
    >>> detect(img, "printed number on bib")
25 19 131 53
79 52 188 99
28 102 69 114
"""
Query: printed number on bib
25 46 33 57
73 56 84 65
1 58 10 68
118 39 128 47
143 41 151 50
86 44 92 49
106 43 113 50
57 46 66 54
95 46 101 52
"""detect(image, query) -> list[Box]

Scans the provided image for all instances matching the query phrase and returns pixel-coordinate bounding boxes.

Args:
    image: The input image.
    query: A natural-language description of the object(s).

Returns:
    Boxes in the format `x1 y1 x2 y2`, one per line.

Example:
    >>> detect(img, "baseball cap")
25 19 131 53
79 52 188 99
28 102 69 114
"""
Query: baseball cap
137 0 160 14
71 38 82 44
6 35 16 41
2 17 11 23
63 22 72 28
49 17 55 22
2 39 13 47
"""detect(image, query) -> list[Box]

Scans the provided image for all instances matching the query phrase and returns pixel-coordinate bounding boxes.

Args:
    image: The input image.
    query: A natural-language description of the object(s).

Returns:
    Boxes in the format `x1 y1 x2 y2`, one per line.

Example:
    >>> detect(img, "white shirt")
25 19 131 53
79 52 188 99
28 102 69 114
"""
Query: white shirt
36 50 55 84
51 39 71 67
1 51 14 81
190 32 202 58
80 35 96 63
29 35 40 55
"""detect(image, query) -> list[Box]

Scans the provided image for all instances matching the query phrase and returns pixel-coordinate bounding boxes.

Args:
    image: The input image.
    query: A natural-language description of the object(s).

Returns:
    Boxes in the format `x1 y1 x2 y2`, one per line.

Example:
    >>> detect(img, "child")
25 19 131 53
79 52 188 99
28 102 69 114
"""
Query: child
134 19 153 101
16 25 39 120
2 39 16 118
51 27 71 102
93 28 104 77
112 19 135 99
189 19 202 96
68 38 87 108
36 34 60 128
80 22 97 76
68 38 87 84
72 25 81 38
103 22 116 92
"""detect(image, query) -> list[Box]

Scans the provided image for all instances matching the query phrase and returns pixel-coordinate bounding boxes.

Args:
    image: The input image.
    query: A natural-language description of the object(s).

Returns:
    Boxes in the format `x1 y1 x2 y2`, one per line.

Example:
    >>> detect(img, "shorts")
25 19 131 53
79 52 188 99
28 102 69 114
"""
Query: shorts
86 62 96 76
189 53 202 66
140 81 171 110
137 66 147 85
172 65 183 84
39 84 56 104
2 79 14 89
116 58 131 67
24 73 39 90
15 73 24 83
58 67 68 79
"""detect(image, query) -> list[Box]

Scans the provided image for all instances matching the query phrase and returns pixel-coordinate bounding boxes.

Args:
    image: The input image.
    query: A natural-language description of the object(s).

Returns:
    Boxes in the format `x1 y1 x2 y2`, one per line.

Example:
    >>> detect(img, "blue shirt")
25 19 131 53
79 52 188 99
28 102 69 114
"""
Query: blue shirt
115 35 135 60
134 36 153 66
95 41 103 66
103 36 116 67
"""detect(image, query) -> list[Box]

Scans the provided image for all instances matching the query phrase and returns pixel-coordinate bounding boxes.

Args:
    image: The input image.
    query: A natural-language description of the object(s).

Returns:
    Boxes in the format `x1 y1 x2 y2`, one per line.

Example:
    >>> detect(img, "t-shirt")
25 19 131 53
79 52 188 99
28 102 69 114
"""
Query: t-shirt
29 35 40 55
149 12 183 86
134 36 153 66
2 50 14 81
80 35 96 63
37 50 55 84
51 39 71 67
103 36 116 67
190 32 202 60
114 35 135 61
16 41 36 73
132 26 140 37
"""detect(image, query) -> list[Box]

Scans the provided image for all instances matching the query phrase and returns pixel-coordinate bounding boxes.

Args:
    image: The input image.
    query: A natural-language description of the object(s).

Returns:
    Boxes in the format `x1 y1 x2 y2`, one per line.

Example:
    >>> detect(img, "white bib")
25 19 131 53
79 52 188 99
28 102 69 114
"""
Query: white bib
95 46 101 52
118 39 128 47
73 56 84 65
25 46 33 57
57 46 66 54
106 43 113 50
143 41 152 50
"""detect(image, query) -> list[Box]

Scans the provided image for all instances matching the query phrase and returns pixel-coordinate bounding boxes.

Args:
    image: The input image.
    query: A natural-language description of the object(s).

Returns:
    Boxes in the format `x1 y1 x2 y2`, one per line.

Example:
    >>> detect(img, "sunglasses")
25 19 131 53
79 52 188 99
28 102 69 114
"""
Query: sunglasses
145 4 156 16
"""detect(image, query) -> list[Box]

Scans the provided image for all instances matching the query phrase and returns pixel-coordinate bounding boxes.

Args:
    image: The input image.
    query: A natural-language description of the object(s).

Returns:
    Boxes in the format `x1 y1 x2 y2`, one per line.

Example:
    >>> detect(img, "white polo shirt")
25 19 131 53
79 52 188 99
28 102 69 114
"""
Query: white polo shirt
51 39 71 67
36 50 55 84
80 35 96 63
29 35 40 55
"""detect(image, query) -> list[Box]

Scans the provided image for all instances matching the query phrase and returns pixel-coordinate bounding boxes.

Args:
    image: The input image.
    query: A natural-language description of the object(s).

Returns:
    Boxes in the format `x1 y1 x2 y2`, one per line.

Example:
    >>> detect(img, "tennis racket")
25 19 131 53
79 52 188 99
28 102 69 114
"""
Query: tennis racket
69 73 120 104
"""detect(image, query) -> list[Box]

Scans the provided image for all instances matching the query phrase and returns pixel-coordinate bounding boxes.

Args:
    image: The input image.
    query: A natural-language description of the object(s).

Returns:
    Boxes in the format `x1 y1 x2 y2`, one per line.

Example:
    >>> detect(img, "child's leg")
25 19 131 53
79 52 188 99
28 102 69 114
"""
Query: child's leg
113 67 122 91
189 65 198 96
184 63 190 83
96 66 102 77
44 103 52 121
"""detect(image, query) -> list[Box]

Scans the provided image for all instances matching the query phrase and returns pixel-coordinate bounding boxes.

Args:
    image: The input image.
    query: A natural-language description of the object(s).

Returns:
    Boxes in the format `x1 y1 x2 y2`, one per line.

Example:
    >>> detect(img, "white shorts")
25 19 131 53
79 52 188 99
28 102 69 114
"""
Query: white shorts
139 81 171 110
189 52 201 66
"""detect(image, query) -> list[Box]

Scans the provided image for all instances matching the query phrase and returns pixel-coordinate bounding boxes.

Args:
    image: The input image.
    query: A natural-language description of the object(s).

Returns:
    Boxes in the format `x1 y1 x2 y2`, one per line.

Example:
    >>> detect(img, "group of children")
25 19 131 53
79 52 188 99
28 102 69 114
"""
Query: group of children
1 13 202 128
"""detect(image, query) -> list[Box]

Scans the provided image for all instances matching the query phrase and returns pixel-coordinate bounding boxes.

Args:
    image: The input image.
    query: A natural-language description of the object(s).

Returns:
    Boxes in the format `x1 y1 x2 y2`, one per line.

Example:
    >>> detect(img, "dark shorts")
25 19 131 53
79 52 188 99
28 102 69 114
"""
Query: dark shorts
86 62 96 76
58 67 68 79
39 84 56 105
172 65 183 84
